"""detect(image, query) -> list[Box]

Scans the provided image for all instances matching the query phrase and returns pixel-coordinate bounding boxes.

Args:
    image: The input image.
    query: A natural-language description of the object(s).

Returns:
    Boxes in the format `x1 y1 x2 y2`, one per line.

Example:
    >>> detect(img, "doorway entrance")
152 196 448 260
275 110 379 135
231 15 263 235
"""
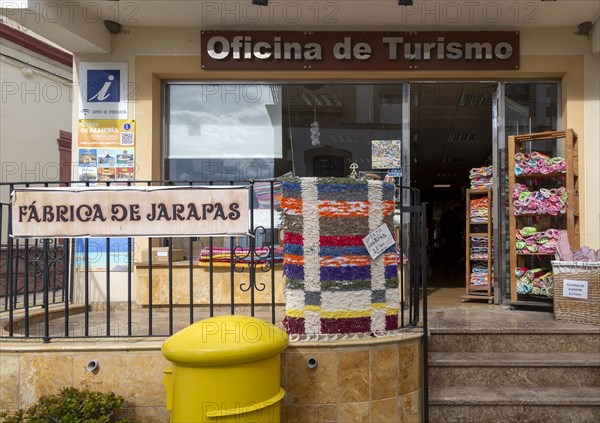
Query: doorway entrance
409 82 496 289
164 80 560 303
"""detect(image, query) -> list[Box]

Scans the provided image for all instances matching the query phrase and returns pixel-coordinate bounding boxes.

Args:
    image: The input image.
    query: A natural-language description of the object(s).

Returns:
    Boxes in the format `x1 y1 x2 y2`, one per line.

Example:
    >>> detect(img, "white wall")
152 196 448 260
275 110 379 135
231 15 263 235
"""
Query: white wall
0 42 72 183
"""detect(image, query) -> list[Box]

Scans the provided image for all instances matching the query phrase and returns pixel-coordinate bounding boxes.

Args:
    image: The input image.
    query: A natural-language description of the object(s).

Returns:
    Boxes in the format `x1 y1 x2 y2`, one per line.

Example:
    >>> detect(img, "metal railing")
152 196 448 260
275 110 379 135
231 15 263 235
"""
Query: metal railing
1 180 427 343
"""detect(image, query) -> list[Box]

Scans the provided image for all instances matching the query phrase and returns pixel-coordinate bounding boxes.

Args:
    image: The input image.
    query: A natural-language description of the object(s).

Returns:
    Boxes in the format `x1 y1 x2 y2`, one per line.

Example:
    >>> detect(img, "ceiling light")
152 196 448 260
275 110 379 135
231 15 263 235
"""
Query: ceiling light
434 184 451 188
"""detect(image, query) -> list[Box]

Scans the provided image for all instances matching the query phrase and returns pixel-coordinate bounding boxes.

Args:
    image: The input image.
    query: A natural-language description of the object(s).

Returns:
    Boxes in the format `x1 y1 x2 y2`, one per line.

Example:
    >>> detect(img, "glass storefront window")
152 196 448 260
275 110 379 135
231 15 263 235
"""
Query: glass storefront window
165 84 282 181
505 83 559 136
164 83 405 181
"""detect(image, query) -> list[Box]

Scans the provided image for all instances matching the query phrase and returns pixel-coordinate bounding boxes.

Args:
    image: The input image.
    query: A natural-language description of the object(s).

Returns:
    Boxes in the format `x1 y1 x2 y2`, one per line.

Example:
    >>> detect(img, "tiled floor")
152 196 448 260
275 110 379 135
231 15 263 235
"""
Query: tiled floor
427 286 599 333
3 285 598 340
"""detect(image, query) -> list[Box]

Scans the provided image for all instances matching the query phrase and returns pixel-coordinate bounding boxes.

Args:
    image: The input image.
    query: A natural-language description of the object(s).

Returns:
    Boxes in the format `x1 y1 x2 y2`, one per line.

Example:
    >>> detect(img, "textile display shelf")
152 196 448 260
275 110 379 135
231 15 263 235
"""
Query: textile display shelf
508 129 580 309
551 261 600 325
462 188 494 303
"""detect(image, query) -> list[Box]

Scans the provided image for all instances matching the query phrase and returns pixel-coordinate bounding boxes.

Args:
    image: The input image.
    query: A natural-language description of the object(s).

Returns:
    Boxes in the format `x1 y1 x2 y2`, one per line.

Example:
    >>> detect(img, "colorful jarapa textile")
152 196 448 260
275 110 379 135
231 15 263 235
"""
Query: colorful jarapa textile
280 177 399 336
515 227 559 255
470 263 489 286
254 181 282 209
470 237 489 260
514 151 566 176
512 183 567 216
515 267 554 298
469 166 493 189
554 229 600 262
469 197 489 223
198 246 283 265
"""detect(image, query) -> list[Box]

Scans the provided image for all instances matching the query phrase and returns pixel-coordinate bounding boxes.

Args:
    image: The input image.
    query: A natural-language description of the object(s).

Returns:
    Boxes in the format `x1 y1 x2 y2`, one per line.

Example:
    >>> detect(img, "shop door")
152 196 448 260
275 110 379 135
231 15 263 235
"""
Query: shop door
492 83 507 303
494 82 560 303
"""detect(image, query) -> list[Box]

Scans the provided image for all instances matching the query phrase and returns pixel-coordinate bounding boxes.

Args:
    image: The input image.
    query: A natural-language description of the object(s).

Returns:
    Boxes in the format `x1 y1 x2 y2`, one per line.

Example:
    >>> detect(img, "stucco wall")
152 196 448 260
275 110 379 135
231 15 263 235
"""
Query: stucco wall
1 43 72 183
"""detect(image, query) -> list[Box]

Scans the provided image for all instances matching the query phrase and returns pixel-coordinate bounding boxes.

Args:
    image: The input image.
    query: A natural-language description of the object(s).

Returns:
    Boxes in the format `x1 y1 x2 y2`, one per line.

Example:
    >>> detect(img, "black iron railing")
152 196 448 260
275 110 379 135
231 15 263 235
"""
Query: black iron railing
1 180 427 344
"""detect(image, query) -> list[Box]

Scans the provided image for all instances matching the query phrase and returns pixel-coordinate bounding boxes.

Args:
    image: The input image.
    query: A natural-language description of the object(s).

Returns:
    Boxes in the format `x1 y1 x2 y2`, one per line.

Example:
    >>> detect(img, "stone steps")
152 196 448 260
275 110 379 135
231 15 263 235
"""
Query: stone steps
429 352 600 387
430 351 600 367
429 330 600 353
431 386 600 406
428 328 600 422
429 387 600 423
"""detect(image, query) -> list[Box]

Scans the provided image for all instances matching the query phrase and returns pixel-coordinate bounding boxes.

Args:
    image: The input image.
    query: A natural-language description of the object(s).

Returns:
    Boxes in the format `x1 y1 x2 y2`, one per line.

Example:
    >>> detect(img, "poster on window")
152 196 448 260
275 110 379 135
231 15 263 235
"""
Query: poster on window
79 62 128 119
77 120 135 183
76 119 135 271
371 140 402 169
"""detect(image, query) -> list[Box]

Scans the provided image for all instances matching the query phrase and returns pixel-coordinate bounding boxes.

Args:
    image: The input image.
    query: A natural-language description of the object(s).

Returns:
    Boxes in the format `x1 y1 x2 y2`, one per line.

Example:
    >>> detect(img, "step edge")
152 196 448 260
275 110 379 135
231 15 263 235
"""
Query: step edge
429 386 600 406
429 328 600 335
429 352 600 367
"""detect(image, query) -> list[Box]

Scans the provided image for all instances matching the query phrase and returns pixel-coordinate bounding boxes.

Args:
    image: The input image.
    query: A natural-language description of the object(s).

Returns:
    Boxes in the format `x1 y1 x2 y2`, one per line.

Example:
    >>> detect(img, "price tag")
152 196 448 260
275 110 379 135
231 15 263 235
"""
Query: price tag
563 279 589 299
363 224 396 259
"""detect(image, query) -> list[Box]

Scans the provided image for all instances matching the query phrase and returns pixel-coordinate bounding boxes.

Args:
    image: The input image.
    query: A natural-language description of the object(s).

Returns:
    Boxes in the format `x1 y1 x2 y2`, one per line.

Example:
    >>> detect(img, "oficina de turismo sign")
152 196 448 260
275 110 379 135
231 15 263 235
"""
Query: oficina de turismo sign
201 31 519 71
11 186 249 238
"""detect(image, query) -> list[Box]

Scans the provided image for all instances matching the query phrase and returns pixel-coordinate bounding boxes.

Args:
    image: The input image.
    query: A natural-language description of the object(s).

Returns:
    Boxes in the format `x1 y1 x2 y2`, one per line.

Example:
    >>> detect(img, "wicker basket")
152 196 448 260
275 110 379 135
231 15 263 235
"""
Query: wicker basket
551 261 600 325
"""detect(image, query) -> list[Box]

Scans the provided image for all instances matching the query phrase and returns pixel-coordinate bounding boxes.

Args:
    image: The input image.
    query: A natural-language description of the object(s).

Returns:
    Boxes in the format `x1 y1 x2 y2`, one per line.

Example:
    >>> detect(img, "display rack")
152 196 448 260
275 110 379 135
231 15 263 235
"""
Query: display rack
462 188 494 303
508 129 579 309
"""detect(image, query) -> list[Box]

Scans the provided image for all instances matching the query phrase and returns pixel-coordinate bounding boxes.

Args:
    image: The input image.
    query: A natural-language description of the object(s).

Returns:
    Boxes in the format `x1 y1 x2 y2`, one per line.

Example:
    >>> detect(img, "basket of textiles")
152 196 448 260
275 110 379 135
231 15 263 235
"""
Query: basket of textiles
551 261 600 325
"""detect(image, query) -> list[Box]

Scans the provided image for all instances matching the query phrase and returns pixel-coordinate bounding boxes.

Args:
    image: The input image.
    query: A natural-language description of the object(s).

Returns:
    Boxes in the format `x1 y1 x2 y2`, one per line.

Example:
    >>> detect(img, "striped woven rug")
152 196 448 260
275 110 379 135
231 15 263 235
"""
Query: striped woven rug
280 177 399 336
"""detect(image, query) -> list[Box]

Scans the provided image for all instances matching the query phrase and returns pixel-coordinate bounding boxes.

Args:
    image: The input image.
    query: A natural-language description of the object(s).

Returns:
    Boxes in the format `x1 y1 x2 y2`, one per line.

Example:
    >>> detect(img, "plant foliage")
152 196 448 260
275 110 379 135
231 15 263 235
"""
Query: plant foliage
0 387 137 423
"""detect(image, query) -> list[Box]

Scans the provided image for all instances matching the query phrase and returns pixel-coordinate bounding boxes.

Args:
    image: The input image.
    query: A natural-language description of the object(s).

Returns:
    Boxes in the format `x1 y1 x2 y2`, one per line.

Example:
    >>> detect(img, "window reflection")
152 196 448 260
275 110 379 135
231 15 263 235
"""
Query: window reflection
165 83 405 181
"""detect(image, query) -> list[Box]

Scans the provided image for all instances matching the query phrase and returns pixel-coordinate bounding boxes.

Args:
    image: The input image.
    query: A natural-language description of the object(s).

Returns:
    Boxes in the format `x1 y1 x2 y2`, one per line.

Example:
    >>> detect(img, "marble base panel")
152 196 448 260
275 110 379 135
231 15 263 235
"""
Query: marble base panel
0 331 423 423
281 333 424 423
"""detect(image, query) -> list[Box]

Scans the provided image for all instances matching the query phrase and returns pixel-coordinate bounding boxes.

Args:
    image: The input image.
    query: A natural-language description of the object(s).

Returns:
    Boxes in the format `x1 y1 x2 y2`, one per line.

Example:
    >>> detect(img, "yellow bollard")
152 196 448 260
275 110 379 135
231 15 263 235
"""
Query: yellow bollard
162 315 288 423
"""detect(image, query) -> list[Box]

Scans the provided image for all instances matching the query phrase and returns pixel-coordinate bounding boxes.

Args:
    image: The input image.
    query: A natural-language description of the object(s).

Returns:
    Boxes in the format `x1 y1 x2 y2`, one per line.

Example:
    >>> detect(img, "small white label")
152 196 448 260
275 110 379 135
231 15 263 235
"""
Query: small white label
363 223 396 260
563 279 589 299
156 251 168 257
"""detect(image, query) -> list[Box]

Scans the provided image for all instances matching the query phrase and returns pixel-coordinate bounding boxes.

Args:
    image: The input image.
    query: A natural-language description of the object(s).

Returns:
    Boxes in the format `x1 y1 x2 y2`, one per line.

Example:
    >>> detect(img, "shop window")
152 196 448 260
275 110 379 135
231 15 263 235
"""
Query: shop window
164 83 405 181
505 83 559 136
165 84 282 181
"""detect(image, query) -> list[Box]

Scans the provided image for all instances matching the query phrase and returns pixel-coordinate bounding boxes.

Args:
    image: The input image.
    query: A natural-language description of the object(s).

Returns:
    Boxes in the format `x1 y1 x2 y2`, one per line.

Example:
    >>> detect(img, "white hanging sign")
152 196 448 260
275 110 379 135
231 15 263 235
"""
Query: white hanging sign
11 186 249 238
363 223 396 260
79 62 128 119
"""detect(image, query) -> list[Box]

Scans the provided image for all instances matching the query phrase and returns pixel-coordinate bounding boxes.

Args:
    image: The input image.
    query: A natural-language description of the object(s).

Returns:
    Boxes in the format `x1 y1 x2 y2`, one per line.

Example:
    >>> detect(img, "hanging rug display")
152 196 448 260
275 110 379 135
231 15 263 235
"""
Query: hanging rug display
280 177 399 338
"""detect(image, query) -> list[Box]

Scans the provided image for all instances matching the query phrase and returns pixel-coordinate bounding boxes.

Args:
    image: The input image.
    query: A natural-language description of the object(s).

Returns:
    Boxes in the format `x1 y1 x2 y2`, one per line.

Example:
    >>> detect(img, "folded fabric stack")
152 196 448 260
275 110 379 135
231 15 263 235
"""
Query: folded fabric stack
515 227 559 254
512 183 567 216
469 197 489 223
469 166 493 189
515 267 554 297
470 263 489 286
514 151 566 176
556 229 600 262
470 237 489 260
572 247 600 262
198 246 283 264
254 181 282 209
